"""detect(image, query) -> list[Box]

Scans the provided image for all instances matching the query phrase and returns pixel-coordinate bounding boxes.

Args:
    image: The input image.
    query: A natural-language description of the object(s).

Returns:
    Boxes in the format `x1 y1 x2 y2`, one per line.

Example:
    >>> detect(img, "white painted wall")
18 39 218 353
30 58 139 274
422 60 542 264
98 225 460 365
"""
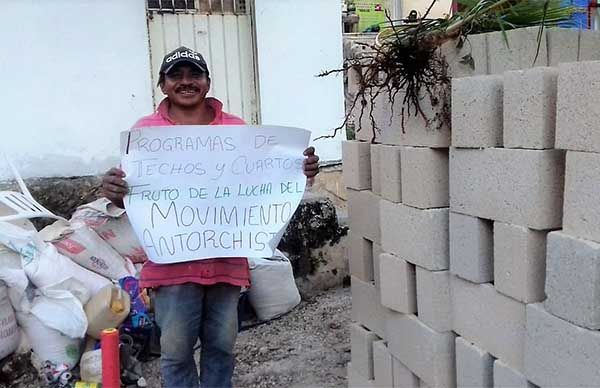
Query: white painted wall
0 0 153 180
254 0 347 163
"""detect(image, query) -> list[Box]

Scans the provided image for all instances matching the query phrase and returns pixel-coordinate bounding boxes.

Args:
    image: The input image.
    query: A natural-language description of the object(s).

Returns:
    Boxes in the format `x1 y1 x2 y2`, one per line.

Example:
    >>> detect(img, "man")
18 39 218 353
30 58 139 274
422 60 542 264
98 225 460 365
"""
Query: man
102 46 319 388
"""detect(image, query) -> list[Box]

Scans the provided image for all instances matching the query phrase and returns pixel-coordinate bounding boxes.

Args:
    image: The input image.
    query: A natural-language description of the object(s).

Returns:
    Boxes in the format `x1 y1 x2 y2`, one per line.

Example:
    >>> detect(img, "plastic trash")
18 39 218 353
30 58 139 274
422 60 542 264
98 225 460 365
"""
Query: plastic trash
85 284 130 339
79 348 102 383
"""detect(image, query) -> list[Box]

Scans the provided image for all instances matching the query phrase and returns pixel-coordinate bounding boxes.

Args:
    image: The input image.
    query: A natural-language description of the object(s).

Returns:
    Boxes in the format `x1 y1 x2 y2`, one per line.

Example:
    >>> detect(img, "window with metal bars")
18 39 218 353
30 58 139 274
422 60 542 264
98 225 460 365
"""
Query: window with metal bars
147 0 247 14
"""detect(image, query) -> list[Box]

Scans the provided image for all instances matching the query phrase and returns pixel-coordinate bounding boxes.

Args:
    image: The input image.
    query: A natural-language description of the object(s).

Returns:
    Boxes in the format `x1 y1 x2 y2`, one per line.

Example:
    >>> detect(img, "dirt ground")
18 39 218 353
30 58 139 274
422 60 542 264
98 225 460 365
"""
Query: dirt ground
8 286 351 388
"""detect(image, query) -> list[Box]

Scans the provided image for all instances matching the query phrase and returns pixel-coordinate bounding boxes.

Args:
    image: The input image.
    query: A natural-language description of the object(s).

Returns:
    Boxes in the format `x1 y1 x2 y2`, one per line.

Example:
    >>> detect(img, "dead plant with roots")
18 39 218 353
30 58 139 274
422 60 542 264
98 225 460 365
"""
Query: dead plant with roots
320 0 576 142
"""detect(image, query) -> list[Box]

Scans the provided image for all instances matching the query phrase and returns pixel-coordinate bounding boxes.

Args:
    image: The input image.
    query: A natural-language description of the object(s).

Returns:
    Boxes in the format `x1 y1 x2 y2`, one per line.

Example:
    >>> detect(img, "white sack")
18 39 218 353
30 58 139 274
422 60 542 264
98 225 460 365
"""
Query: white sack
16 311 82 369
248 250 301 321
71 198 148 264
0 285 20 360
0 245 29 309
29 288 87 339
40 220 135 280
0 221 111 299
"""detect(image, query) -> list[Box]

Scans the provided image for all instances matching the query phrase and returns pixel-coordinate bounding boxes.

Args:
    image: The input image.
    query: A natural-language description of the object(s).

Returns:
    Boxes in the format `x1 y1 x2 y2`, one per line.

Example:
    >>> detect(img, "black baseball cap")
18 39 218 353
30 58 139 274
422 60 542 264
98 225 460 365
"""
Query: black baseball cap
159 46 210 76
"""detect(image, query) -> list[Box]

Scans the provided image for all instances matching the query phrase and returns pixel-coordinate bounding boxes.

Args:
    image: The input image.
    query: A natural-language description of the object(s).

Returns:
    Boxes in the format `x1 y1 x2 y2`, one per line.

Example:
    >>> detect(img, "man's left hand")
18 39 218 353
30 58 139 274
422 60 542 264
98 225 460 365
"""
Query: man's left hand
303 146 320 185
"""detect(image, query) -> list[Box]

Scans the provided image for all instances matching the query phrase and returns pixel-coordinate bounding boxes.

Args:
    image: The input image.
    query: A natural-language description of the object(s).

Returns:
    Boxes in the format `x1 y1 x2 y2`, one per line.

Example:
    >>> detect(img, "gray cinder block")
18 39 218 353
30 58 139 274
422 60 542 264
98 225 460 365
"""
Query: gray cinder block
545 231 600 330
487 27 548 74
416 267 452 333
380 200 449 270
351 276 387 338
493 360 535 388
451 275 526 371
451 75 503 148
493 222 547 303
379 253 417 314
450 148 565 230
343 140 372 190
546 27 580 66
563 151 600 244
370 144 382 195
441 33 489 78
555 61 600 153
401 146 449 209
348 188 381 243
380 145 402 203
579 29 600 61
525 303 600 387
503 67 558 150
386 313 456 388
449 212 494 284
455 337 493 388
351 323 379 380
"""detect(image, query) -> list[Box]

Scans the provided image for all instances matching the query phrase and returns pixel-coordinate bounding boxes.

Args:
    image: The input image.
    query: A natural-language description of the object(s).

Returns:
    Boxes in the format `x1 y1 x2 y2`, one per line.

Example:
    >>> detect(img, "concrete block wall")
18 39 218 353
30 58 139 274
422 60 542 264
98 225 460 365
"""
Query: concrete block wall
345 28 600 388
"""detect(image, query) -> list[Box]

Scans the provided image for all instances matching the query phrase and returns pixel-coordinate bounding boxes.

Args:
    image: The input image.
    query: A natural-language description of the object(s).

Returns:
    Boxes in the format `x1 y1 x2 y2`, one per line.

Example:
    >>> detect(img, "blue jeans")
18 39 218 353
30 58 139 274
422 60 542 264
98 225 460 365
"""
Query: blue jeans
154 283 240 388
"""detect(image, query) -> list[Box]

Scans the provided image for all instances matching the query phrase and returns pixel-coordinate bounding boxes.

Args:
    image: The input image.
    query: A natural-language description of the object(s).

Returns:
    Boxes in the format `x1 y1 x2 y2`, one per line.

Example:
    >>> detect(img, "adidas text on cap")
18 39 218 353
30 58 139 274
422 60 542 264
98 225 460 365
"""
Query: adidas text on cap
159 46 210 76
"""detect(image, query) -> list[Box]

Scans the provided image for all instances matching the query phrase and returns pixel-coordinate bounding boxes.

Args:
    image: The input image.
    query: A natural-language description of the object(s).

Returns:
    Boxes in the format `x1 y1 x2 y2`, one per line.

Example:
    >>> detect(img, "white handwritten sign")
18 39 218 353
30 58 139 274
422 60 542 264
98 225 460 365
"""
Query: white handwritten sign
120 125 311 264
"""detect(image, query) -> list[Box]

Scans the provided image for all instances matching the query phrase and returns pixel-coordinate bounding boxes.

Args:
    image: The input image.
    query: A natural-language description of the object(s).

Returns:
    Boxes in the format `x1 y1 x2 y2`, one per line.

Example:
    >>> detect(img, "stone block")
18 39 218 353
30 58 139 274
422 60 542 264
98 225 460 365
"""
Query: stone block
544 231 600 330
379 253 417 314
400 147 449 209
487 27 548 74
358 90 451 148
449 148 565 230
449 212 493 283
348 231 374 282
351 276 387 338
451 276 526 371
493 360 534 388
373 341 393 388
348 362 375 388
351 323 379 380
343 141 372 190
348 189 381 243
525 303 600 387
416 267 452 332
456 337 493 388
563 151 600 243
556 61 600 153
451 75 503 148
393 357 420 388
386 313 456 388
370 144 383 195
373 243 383 292
380 145 402 203
493 222 547 303
503 67 558 149
442 33 488 78
579 29 600 61
546 27 580 66
380 200 449 270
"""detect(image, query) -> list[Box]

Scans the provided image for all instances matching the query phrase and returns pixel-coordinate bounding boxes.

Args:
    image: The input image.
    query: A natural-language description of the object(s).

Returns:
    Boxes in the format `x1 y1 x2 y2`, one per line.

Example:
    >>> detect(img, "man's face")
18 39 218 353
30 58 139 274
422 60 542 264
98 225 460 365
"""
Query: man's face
160 63 210 108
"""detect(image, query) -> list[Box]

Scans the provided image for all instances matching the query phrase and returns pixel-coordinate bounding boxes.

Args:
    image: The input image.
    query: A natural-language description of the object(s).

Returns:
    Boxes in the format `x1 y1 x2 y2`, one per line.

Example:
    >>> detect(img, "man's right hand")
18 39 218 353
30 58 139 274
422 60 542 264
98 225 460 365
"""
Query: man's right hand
101 167 129 209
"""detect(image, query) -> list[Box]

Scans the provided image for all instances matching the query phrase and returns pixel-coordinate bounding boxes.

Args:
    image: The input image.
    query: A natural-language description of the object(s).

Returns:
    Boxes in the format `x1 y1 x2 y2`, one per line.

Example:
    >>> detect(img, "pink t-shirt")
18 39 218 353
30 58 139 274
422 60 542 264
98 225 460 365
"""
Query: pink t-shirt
134 97 250 289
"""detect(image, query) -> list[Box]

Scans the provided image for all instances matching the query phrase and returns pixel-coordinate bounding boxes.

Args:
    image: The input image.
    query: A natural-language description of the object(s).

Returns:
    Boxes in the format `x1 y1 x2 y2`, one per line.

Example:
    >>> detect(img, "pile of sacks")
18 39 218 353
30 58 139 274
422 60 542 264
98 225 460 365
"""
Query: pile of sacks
0 198 148 382
0 196 304 384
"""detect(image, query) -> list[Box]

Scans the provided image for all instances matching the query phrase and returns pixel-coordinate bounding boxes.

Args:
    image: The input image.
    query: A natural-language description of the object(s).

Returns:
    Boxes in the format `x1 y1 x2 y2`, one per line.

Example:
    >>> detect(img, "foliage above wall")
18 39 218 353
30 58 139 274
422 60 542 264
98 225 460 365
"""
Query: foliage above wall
321 0 576 142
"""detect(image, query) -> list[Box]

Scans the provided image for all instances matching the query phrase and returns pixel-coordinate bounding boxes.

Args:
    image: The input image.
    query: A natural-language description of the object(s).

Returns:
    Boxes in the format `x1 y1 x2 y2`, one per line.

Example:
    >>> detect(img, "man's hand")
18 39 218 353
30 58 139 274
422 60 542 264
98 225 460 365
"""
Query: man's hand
101 167 129 209
303 146 320 186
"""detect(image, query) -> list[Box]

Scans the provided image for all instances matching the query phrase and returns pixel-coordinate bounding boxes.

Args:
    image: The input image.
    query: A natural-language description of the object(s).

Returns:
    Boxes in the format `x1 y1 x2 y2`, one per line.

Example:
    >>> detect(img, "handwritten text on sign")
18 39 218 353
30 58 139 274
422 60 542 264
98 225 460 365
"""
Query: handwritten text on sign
121 125 311 264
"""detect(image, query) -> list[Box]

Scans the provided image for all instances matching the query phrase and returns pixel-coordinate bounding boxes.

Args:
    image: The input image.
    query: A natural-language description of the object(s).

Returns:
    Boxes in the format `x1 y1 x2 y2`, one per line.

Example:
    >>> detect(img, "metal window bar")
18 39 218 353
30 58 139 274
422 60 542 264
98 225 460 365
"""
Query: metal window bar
148 0 247 14
147 0 196 12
